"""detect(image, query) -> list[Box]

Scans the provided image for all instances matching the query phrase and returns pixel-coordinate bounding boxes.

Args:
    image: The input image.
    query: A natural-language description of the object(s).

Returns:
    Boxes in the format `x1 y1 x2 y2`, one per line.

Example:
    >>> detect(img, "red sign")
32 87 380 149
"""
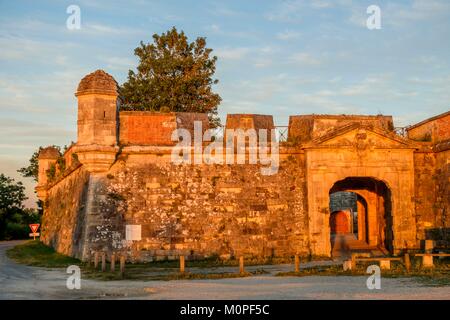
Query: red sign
29 224 40 234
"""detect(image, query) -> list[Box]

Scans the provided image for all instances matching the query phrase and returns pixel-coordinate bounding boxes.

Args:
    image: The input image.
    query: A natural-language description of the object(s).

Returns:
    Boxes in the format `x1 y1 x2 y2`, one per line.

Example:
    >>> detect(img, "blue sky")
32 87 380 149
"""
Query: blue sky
1 0 449 206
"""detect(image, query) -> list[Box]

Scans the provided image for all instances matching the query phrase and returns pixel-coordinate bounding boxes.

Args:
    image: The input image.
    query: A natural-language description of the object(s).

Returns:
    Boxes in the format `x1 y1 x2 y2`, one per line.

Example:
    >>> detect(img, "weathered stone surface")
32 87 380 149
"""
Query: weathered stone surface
76 69 118 96
119 112 209 146
40 167 90 258
407 111 450 143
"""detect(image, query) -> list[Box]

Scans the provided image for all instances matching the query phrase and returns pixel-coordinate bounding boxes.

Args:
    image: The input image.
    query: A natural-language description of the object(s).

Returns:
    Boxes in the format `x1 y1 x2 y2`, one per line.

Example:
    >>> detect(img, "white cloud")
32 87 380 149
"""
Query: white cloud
267 0 352 22
104 56 137 71
253 58 273 68
266 0 304 23
310 0 333 9
80 23 144 36
348 5 367 27
276 30 301 40
215 47 250 60
289 52 321 66
290 92 364 114
208 3 243 17
349 0 450 28
386 0 450 24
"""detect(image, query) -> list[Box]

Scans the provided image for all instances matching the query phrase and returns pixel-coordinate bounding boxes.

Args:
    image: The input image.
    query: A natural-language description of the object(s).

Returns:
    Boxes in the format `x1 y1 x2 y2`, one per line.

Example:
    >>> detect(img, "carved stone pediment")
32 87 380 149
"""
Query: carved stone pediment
304 123 416 149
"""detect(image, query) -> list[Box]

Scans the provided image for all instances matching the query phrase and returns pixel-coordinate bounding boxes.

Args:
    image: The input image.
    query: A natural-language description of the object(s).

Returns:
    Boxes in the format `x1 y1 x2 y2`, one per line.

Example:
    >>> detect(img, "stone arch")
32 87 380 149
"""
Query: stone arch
329 177 393 256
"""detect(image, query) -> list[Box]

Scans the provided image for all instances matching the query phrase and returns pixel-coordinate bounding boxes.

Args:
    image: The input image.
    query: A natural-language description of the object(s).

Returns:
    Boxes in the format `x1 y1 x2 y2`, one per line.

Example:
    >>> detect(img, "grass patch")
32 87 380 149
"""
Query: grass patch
276 257 450 286
82 265 256 281
128 255 330 269
6 241 267 281
6 240 80 268
82 263 269 281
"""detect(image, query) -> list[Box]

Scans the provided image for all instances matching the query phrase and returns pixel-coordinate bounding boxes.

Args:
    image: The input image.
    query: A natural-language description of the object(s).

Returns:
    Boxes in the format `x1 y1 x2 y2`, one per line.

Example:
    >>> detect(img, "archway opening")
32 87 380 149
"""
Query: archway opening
329 177 393 257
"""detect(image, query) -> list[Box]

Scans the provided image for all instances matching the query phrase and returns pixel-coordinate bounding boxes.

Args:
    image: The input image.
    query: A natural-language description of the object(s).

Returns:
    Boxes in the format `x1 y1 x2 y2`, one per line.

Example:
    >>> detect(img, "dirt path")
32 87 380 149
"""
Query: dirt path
0 241 449 300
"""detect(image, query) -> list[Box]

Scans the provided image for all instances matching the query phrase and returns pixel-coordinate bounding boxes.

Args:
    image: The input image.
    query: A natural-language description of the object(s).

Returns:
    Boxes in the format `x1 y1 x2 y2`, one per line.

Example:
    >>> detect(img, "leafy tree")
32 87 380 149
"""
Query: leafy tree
120 27 222 126
0 174 26 211
17 148 41 182
0 174 38 240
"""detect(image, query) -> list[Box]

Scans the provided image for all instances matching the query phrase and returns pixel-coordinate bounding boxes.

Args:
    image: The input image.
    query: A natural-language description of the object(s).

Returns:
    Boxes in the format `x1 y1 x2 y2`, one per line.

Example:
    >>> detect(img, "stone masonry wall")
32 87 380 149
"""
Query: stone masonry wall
432 145 450 247
80 152 309 262
413 149 437 241
407 112 450 143
41 167 90 258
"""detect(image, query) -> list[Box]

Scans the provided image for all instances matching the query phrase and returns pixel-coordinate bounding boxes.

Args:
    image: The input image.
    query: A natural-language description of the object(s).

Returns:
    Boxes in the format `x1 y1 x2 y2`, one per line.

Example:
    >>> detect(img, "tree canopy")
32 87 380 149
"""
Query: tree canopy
0 174 39 240
120 27 221 126
0 174 26 211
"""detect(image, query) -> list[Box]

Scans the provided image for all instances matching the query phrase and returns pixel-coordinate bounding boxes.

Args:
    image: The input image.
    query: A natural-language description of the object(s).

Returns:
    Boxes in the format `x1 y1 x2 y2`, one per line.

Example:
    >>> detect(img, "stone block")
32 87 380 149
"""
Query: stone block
343 260 352 271
422 255 434 268
379 259 391 270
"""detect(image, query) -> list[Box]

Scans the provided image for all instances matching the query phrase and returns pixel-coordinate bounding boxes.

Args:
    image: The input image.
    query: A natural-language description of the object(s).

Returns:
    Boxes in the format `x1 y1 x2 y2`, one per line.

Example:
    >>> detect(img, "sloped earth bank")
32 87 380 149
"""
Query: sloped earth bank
1 241 449 300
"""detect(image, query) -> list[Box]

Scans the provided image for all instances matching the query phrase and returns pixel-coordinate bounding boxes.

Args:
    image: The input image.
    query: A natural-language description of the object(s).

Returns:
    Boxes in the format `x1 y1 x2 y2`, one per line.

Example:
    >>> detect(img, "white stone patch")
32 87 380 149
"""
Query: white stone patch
126 224 142 241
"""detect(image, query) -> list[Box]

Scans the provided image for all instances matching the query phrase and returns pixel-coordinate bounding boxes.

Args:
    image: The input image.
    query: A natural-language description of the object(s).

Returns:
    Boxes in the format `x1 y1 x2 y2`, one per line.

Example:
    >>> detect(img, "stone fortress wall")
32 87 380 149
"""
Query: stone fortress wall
36 70 450 262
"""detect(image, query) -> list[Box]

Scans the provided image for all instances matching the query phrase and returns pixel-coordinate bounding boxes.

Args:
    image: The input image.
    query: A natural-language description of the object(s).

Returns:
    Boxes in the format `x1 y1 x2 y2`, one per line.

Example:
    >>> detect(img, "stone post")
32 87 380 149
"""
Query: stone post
351 253 357 270
179 256 185 274
379 259 391 270
94 252 99 269
101 252 106 272
404 253 411 272
422 254 434 268
120 255 126 277
110 253 116 272
239 256 245 274
294 255 300 273
343 260 352 271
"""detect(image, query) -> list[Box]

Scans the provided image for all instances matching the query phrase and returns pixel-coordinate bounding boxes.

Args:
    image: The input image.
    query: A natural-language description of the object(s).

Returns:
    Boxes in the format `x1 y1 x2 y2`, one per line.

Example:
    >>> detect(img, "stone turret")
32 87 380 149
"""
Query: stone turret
72 70 120 172
35 146 60 201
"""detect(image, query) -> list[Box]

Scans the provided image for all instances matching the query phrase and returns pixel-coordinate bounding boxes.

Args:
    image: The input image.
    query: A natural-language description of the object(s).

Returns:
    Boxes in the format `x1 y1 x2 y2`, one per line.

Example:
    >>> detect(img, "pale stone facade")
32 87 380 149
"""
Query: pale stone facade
37 70 450 261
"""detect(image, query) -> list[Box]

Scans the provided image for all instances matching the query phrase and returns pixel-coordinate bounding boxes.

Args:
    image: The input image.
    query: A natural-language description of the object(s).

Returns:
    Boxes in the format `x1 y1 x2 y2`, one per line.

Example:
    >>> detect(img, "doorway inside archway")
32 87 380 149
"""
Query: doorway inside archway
329 177 393 258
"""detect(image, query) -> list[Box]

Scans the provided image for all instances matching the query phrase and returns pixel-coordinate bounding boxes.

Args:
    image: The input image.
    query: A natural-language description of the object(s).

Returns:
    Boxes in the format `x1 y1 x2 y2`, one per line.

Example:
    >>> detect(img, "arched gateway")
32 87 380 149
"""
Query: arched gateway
329 177 393 257
303 118 417 257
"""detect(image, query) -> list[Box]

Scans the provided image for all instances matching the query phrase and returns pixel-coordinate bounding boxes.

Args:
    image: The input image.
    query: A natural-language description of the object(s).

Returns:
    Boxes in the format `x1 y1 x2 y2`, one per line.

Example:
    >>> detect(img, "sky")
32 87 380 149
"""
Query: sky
0 0 449 207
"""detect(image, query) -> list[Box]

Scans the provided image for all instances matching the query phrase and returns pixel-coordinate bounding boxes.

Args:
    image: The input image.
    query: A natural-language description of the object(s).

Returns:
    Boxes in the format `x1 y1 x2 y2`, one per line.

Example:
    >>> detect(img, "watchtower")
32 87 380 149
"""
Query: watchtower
75 69 119 146
72 70 120 172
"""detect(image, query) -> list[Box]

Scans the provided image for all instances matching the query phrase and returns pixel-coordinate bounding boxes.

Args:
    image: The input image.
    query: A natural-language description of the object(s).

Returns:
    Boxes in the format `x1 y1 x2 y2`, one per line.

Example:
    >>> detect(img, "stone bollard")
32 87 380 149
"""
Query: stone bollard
179 256 185 274
294 255 300 273
422 254 434 268
94 252 99 269
101 252 106 272
239 256 245 274
351 253 357 270
343 260 353 271
110 253 116 272
379 259 391 270
120 255 126 277
404 253 411 272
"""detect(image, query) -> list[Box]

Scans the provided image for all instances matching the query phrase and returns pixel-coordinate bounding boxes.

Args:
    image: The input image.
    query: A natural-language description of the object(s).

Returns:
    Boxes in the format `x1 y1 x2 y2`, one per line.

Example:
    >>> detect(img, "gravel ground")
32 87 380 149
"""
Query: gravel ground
1 241 449 300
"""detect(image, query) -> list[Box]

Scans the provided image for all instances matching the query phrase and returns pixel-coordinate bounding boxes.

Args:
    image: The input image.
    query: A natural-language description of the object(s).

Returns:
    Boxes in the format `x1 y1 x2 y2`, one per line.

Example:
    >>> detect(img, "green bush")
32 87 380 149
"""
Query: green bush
5 222 29 239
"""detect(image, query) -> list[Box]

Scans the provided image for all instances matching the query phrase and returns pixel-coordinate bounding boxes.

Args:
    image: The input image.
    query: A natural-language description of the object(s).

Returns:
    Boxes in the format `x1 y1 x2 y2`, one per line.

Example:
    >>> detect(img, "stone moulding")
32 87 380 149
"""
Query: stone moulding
71 144 119 173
